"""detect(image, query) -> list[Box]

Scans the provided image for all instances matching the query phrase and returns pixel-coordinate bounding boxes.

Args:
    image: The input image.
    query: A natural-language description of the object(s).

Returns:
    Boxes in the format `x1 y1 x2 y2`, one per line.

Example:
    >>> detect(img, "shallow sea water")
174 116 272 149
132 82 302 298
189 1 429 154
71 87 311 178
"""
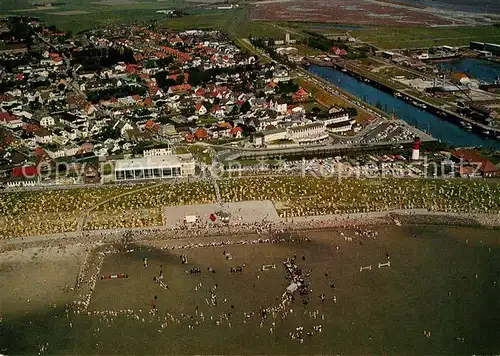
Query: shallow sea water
1 225 500 355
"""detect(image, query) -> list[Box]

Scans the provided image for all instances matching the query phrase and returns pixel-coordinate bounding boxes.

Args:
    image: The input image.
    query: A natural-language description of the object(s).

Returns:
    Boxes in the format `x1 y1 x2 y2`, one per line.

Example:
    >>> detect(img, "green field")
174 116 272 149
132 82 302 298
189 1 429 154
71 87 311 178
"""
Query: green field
0 0 293 38
160 8 291 39
351 26 500 49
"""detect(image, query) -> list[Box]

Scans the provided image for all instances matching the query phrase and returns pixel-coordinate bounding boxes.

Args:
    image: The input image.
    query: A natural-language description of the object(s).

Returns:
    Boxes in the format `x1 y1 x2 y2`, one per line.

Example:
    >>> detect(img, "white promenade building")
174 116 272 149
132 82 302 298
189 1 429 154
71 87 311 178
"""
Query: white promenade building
115 153 195 181
287 123 329 143
321 106 356 133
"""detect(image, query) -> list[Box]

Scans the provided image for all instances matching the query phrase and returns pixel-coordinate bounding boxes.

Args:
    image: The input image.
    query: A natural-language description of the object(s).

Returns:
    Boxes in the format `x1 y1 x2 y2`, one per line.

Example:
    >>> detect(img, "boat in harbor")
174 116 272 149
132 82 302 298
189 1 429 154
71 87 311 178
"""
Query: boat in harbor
394 92 402 97
418 52 461 62
460 121 473 130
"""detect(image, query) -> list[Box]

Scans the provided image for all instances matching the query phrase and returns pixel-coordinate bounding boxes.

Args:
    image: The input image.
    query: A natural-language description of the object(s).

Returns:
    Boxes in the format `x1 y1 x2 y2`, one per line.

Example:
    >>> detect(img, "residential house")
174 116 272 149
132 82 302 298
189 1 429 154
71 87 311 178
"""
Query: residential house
168 84 192 95
40 116 55 127
229 126 243 138
264 81 278 95
292 88 310 102
194 127 209 141
83 163 100 184
250 117 281 131
270 98 287 114
195 103 208 115
211 105 225 118
35 128 53 144
0 113 23 129
113 120 134 136
273 68 290 82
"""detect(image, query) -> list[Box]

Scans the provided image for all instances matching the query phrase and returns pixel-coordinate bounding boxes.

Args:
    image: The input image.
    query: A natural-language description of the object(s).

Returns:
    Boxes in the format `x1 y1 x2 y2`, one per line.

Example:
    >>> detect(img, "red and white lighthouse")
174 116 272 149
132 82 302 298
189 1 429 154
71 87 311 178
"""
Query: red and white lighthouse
411 137 420 161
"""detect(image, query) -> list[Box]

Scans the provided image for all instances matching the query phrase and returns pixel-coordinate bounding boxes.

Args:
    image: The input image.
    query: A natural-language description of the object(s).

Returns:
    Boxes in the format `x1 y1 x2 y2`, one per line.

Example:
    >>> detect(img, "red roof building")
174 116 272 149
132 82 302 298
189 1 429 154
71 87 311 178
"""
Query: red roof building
292 88 309 102
230 126 243 137
125 64 141 74
168 84 192 94
145 119 158 131
12 166 38 178
331 46 347 56
160 46 192 62
194 127 209 140
195 87 205 97
451 149 500 177
167 72 189 83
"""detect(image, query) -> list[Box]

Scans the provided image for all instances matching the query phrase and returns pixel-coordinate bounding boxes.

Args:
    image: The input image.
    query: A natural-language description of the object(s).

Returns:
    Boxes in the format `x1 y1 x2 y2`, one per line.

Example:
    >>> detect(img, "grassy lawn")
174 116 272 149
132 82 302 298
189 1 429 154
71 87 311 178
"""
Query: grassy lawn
188 144 213 165
197 116 219 126
352 26 500 49
296 76 374 123
303 100 328 112
296 44 324 55
376 66 419 80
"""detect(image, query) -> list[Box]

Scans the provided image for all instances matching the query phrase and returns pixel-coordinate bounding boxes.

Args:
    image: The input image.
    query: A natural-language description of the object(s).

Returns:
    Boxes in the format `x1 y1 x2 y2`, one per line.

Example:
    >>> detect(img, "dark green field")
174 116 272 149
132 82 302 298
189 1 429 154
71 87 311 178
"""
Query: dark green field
351 26 500 49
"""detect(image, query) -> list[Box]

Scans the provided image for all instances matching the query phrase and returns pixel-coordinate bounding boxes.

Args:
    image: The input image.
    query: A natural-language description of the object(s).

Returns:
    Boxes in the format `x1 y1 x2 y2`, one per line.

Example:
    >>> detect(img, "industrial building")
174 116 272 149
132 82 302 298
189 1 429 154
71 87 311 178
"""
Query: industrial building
470 42 500 56
115 153 195 181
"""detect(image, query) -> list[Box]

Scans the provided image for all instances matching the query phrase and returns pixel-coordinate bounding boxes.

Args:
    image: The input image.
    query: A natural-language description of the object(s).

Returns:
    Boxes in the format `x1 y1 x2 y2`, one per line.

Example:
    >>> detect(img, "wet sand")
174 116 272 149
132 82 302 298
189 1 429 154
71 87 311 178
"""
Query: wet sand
0 245 86 316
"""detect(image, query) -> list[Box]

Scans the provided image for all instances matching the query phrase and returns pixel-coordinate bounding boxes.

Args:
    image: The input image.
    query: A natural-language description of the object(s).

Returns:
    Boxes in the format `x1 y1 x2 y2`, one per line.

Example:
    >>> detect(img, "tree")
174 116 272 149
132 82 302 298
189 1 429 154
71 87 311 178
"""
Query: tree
157 56 174 67
144 60 157 69
229 105 239 115
311 107 322 115
240 101 251 114
96 126 120 141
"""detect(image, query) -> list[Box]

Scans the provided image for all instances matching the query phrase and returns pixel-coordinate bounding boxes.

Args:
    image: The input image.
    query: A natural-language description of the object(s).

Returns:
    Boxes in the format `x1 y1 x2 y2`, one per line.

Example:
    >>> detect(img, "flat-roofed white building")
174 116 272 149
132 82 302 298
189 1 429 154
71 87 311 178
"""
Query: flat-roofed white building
115 154 195 181
287 123 328 143
262 128 288 144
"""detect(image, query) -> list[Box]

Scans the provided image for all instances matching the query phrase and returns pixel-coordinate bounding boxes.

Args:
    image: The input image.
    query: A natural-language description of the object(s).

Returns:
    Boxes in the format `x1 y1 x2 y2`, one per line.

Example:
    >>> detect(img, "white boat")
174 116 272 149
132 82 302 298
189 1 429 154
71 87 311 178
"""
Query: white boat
460 121 472 130
483 130 490 135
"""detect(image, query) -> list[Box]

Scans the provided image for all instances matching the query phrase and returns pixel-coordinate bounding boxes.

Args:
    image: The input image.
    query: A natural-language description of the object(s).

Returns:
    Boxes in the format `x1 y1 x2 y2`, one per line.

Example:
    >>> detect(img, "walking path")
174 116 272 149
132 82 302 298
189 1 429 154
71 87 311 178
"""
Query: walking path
76 182 165 232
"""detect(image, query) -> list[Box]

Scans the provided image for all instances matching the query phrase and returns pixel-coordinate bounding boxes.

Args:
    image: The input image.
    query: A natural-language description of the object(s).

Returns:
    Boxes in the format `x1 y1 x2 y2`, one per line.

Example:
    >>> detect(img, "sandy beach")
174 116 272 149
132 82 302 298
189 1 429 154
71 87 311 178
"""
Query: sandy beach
0 245 86 315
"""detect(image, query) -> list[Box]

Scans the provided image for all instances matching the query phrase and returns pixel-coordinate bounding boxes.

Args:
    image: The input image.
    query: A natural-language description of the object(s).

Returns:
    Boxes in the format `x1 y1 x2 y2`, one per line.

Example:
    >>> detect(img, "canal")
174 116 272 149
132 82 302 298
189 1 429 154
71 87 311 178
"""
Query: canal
436 58 500 83
309 65 500 149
